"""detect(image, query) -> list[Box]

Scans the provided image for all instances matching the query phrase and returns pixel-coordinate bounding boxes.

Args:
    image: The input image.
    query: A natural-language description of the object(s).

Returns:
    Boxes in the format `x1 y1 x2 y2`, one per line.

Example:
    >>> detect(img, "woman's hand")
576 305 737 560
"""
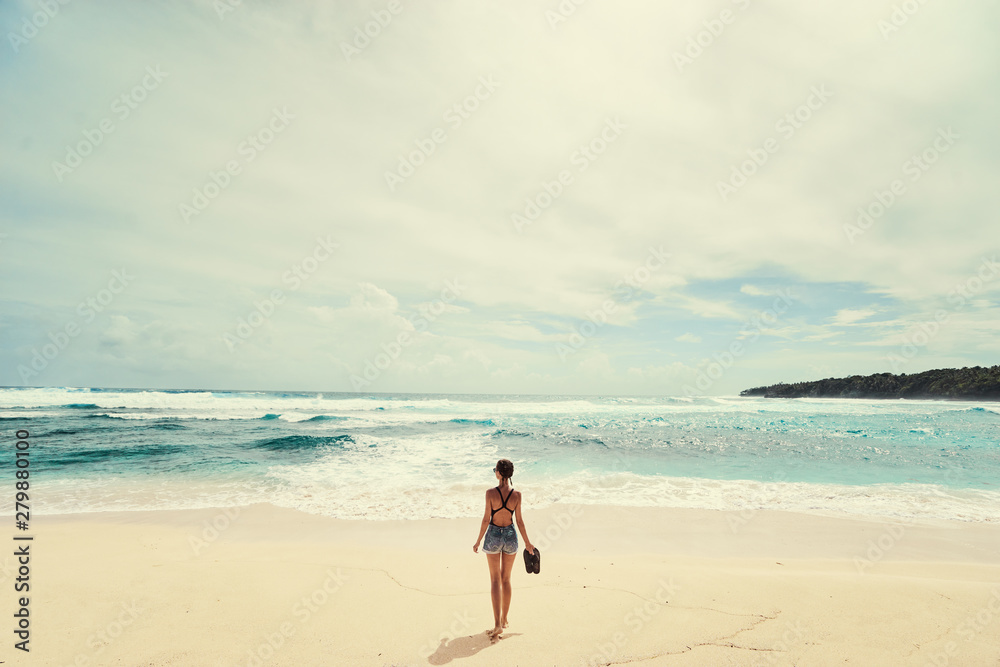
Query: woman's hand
525 542 535 555
472 542 479 553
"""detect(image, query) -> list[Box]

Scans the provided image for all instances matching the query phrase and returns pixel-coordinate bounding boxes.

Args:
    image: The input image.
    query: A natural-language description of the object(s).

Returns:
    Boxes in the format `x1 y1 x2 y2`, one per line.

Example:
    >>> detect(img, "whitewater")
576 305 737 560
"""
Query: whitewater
1 387 997 522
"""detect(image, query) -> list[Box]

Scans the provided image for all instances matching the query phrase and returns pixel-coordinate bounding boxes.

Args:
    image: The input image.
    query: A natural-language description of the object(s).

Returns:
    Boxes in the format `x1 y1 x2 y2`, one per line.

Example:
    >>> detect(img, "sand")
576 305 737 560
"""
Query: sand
2 503 999 666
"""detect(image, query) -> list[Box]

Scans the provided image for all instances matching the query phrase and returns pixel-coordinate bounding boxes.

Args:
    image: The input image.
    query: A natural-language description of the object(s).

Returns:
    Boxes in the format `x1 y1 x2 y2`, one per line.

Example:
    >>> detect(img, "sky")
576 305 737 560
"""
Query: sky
1 0 998 395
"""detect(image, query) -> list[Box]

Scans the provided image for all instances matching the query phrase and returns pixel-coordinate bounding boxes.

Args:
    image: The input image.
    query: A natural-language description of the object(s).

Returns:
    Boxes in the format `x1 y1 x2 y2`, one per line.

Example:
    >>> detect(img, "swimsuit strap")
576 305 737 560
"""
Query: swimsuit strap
489 485 514 525
499 486 513 510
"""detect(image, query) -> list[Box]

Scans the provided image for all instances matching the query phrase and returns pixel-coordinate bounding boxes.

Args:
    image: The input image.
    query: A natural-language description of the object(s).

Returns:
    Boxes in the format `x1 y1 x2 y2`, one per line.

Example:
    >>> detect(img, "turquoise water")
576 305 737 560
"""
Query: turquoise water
1 387 997 521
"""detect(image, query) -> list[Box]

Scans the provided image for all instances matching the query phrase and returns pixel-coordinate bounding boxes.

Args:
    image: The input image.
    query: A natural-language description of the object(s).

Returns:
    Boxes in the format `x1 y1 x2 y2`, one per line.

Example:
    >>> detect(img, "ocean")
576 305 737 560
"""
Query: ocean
2 387 998 522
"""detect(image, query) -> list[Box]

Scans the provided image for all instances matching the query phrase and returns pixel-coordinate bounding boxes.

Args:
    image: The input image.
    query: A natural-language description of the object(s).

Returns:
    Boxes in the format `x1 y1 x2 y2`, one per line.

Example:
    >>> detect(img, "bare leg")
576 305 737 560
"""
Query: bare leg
498 551 517 635
486 553 503 638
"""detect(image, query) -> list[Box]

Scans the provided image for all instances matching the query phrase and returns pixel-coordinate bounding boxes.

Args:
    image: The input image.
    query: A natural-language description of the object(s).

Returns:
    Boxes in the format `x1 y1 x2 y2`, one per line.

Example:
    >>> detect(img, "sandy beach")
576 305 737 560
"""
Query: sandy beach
7 0 1000 663
2 504 998 666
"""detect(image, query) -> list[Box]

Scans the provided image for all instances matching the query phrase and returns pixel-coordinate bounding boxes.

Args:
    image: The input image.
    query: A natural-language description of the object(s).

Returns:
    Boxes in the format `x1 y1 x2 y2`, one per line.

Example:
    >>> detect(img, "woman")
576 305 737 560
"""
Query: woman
472 458 535 640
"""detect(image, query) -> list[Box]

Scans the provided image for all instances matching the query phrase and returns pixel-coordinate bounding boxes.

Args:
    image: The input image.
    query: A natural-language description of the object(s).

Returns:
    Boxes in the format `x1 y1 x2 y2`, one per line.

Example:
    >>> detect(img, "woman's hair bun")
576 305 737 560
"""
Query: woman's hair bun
496 458 514 479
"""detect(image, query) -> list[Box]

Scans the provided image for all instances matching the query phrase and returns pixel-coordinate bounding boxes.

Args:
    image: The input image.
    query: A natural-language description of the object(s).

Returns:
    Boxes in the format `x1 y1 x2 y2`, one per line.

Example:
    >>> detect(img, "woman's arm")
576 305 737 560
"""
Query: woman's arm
514 491 534 554
472 490 491 552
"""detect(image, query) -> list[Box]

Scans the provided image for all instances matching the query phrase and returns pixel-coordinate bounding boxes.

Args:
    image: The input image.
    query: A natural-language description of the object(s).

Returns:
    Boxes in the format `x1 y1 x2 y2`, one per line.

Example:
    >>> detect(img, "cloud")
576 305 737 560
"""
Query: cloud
739 284 770 296
349 283 399 312
483 321 560 343
1 0 997 394
831 308 878 326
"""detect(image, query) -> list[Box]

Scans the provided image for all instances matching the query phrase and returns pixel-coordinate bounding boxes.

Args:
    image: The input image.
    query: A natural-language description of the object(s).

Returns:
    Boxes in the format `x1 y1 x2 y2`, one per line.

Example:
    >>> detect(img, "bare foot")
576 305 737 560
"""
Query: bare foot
489 625 503 641
502 617 508 629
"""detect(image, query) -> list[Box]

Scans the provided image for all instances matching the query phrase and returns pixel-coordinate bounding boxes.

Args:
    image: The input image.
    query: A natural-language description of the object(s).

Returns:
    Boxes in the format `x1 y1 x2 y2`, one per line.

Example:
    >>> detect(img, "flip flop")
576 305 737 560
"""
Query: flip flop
523 547 540 574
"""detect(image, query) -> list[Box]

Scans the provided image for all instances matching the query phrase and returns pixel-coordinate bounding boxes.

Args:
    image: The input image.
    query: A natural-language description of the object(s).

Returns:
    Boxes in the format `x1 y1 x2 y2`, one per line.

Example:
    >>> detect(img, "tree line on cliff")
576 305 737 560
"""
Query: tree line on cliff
741 365 1000 399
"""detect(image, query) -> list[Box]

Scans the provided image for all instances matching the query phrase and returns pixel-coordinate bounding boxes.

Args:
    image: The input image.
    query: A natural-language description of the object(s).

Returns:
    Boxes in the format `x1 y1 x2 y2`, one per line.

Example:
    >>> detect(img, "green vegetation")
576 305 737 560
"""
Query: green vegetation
741 365 1000 400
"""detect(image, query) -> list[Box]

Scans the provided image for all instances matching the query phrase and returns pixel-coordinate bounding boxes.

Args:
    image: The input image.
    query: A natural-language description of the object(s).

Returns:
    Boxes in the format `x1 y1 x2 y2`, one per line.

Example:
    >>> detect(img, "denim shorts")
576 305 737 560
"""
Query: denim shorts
483 523 518 555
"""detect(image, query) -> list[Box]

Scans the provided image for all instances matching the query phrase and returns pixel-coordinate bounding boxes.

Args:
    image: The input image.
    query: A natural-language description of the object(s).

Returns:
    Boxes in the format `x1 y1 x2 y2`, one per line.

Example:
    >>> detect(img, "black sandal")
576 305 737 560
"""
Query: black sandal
523 547 540 574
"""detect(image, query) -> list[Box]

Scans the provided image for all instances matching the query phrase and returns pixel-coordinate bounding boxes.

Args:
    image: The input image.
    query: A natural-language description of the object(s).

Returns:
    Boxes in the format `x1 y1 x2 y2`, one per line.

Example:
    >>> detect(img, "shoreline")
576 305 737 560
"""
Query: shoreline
4 504 999 665
25 502 1000 562
28 472 1000 524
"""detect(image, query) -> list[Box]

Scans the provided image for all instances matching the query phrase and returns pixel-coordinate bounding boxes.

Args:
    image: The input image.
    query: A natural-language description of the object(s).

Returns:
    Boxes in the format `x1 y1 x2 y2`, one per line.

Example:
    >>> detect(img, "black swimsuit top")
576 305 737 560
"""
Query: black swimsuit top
490 485 514 526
